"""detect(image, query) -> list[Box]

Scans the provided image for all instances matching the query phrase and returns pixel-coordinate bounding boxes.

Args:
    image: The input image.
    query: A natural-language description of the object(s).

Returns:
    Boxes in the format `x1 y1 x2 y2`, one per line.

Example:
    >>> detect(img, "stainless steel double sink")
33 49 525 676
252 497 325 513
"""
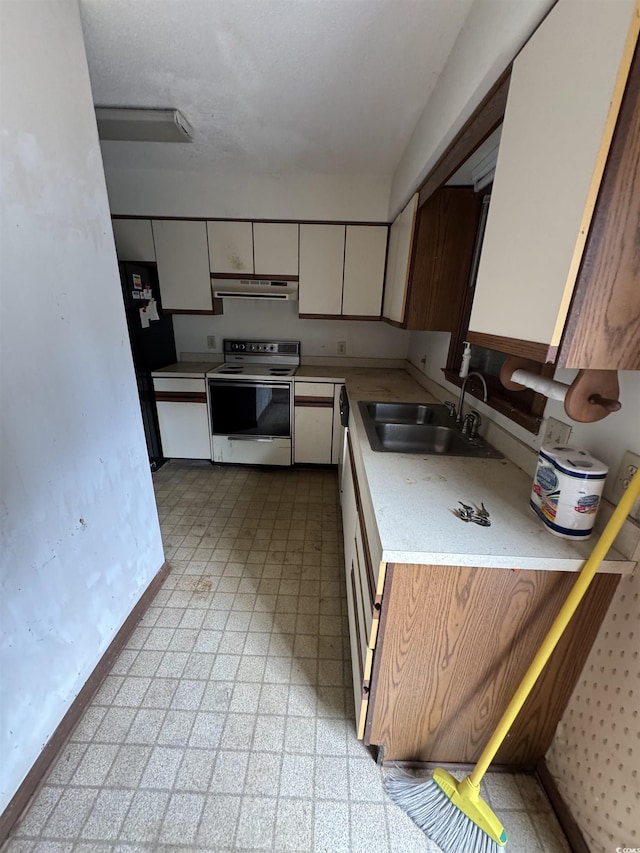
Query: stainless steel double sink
358 401 503 458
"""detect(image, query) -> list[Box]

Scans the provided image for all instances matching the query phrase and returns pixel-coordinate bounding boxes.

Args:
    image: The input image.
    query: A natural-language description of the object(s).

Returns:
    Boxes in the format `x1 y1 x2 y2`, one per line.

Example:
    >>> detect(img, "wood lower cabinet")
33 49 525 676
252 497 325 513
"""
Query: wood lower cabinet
365 562 619 765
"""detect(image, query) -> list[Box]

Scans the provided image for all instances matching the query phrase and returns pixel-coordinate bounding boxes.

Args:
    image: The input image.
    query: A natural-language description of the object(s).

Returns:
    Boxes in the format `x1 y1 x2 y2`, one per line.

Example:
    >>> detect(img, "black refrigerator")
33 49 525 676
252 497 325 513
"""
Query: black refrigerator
119 262 177 470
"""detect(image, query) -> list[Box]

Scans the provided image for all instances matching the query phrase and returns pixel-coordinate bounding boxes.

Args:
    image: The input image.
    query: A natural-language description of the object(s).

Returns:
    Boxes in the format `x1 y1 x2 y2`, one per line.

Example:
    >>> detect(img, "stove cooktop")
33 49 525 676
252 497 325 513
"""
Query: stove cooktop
209 363 297 377
209 339 301 378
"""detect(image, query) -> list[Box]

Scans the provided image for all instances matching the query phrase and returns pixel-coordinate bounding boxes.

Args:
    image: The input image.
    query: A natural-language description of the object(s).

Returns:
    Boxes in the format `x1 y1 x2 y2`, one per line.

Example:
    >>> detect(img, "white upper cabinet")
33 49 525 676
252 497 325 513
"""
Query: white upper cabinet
342 225 387 317
253 222 299 276
207 221 254 274
382 194 418 323
152 220 213 312
469 0 637 350
112 218 156 262
299 224 345 315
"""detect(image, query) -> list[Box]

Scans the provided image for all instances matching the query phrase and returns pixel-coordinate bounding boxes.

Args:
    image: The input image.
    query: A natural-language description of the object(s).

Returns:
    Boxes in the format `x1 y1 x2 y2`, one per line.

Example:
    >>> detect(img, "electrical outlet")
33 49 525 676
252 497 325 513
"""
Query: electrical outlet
543 417 572 448
207 336 216 350
337 341 347 356
610 450 640 522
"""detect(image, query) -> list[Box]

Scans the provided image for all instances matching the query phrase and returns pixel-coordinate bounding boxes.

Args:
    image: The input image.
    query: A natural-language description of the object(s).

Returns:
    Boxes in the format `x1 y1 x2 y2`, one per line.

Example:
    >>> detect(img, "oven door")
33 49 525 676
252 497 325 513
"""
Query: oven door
208 379 292 465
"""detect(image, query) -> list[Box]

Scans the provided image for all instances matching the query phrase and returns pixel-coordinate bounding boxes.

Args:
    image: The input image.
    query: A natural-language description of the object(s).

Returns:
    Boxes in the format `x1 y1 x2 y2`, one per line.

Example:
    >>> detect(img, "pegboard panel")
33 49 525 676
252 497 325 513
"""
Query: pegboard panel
547 570 639 849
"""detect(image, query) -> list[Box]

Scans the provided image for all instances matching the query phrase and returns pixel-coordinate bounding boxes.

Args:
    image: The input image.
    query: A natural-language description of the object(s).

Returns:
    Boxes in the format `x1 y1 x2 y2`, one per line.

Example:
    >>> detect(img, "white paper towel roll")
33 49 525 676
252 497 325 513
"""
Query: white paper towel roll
511 369 568 401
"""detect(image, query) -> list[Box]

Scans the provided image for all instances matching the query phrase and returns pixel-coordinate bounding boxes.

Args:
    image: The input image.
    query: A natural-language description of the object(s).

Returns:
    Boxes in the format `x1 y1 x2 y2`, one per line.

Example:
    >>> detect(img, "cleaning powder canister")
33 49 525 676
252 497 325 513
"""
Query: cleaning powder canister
530 446 608 539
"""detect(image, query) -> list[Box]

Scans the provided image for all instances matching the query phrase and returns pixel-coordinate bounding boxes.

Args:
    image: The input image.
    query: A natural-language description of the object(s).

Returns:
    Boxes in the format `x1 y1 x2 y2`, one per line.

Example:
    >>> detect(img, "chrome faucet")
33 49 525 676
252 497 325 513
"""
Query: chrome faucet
456 372 488 424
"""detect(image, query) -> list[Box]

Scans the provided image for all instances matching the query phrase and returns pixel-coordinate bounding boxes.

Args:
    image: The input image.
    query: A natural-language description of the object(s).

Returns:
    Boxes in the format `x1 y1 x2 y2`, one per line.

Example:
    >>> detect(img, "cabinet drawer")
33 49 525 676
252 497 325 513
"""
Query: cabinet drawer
294 381 335 403
153 377 206 394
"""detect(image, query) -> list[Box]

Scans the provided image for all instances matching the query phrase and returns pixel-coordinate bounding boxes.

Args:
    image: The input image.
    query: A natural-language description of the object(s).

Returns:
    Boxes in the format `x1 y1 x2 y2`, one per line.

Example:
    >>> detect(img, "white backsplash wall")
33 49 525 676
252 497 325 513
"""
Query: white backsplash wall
0 0 165 814
174 301 410 361
408 330 640 851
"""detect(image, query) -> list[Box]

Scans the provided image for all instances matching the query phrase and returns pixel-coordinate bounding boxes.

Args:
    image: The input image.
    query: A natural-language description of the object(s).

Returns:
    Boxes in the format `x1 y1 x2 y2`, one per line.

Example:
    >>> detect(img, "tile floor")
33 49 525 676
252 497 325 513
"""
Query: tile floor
4 461 571 853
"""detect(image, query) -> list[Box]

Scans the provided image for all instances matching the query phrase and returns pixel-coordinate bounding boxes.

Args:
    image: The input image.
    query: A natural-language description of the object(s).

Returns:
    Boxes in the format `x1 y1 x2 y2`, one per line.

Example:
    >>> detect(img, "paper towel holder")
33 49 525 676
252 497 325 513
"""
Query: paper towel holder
500 356 621 423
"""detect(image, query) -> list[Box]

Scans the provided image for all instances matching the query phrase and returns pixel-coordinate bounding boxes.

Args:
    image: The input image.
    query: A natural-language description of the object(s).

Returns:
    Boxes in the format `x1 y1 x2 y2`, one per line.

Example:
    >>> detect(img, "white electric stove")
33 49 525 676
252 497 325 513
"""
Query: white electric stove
206 340 300 466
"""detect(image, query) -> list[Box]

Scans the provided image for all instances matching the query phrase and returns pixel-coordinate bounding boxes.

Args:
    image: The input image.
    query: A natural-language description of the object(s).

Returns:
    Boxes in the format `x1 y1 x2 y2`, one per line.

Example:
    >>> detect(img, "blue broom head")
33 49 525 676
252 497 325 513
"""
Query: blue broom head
385 771 505 853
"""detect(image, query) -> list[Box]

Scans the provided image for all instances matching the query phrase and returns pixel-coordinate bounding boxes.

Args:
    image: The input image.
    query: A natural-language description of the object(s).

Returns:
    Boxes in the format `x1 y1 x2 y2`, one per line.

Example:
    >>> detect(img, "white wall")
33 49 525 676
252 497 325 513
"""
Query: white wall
389 0 554 218
175 301 409 361
0 0 165 813
105 168 391 221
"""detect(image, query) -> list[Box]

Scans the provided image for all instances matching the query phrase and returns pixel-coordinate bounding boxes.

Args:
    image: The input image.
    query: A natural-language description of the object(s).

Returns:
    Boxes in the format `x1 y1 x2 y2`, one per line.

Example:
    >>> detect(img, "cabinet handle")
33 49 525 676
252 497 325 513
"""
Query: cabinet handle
228 436 275 442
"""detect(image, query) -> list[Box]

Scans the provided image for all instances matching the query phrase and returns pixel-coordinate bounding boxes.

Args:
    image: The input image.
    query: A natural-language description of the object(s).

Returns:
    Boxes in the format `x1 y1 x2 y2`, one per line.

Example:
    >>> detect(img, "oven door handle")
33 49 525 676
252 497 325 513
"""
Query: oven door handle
227 436 275 442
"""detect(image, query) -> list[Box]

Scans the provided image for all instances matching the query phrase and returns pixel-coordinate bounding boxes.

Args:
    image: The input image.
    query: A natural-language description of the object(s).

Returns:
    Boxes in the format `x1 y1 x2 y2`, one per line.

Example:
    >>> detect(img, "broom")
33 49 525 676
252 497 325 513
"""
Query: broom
386 466 640 853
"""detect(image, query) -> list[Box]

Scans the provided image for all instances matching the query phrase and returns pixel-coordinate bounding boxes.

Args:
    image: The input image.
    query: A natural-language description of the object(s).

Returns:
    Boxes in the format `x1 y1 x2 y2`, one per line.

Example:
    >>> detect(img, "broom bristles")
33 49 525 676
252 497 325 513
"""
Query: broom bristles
385 773 503 853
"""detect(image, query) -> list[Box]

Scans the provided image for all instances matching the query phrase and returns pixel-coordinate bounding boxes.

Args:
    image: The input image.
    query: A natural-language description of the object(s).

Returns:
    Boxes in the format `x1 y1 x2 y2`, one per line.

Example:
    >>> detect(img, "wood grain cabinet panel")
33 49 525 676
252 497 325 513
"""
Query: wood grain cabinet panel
404 187 483 332
366 563 619 765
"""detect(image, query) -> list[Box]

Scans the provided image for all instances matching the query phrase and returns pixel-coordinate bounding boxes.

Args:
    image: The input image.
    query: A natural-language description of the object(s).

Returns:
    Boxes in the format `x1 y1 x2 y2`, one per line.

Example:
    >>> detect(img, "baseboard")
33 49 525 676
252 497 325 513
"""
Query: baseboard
0 561 170 846
536 759 589 853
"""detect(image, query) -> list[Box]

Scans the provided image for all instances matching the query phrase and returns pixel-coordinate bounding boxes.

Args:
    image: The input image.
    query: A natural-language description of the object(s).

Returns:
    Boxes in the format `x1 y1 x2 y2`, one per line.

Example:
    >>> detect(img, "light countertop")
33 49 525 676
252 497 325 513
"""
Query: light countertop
151 361 221 378
339 370 634 574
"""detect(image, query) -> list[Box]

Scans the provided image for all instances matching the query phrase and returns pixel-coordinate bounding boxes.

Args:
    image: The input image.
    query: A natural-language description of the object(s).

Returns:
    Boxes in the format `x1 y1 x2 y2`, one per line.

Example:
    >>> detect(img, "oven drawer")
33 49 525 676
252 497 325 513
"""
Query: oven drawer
211 436 292 466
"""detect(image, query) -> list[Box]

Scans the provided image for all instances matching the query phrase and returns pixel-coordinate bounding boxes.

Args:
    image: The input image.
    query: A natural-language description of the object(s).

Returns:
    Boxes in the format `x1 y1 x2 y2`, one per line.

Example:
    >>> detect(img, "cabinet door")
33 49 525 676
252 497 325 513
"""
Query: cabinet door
152 220 213 312
469 0 636 352
112 219 156 262
207 221 254 274
156 402 211 459
382 194 418 323
299 225 345 316
342 225 387 317
253 223 299 276
294 381 334 464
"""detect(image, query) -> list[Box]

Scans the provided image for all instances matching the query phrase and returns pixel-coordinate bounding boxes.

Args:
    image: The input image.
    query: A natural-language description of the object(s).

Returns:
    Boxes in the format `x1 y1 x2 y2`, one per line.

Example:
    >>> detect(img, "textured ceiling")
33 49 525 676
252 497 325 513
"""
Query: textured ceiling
79 0 474 175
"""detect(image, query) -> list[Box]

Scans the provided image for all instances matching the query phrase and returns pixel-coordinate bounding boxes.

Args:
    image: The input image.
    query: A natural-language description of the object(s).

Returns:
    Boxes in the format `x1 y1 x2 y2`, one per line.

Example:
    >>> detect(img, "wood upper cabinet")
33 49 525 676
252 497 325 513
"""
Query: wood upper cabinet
342 226 387 318
207 221 254 274
299 225 345 315
468 0 639 366
382 193 418 323
382 187 482 331
151 220 214 312
404 187 483 331
253 222 299 276
112 218 156 262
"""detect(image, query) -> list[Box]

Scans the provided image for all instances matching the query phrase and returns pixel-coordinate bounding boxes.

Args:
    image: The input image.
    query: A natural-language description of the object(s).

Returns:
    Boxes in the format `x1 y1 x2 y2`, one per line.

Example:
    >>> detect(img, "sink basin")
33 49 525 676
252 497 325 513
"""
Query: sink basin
374 423 469 454
358 400 503 458
365 402 433 425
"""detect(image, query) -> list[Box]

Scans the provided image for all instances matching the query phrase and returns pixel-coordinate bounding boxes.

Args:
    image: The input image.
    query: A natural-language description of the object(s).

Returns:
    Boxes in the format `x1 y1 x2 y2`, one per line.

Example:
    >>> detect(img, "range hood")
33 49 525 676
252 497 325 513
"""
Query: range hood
212 279 298 300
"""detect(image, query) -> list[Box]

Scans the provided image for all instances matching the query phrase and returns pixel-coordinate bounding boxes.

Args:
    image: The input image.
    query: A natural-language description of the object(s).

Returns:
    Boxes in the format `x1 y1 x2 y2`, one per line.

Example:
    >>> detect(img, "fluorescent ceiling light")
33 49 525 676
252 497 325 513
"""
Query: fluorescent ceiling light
95 108 193 142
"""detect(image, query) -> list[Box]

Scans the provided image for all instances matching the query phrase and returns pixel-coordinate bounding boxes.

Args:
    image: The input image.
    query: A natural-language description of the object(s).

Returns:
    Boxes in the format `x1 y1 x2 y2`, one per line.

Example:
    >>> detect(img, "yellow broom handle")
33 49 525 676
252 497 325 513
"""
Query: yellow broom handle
470 467 640 787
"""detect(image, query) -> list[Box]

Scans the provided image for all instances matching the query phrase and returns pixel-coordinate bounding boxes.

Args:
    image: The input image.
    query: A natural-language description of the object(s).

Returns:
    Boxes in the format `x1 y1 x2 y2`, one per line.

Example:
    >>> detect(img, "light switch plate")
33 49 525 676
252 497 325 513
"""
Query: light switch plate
610 450 640 523
337 341 347 356
542 417 572 448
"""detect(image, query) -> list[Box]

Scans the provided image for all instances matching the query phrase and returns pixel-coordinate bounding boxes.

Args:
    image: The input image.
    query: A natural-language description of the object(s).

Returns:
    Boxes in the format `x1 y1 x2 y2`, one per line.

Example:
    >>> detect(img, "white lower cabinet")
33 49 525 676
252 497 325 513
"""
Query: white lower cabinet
294 381 336 464
153 377 211 459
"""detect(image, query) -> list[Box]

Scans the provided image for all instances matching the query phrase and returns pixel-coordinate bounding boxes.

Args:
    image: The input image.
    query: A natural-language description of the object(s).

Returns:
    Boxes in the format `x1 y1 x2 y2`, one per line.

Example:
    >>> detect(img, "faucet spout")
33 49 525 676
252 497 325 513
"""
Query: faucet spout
457 371 488 424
